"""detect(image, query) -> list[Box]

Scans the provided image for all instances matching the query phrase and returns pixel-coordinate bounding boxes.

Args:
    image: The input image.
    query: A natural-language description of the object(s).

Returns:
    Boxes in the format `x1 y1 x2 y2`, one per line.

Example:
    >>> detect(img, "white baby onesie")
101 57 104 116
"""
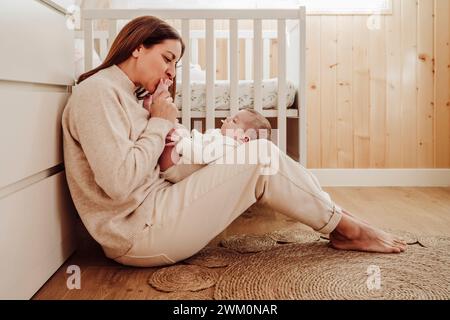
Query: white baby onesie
175 129 241 165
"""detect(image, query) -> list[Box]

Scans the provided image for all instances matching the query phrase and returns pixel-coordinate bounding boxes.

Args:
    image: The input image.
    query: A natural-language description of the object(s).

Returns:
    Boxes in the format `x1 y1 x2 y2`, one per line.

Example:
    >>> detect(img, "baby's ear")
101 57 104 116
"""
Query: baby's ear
240 135 250 143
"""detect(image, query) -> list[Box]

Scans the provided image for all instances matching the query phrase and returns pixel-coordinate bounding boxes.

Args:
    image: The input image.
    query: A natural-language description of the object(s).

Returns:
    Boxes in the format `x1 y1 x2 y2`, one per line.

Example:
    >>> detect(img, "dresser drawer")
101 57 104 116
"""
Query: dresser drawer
0 90 69 188
0 0 74 85
0 172 77 299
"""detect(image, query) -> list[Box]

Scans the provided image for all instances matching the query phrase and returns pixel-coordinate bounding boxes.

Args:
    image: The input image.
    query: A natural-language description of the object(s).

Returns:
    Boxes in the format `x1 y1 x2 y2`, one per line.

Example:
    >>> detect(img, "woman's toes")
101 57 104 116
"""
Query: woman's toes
388 244 402 253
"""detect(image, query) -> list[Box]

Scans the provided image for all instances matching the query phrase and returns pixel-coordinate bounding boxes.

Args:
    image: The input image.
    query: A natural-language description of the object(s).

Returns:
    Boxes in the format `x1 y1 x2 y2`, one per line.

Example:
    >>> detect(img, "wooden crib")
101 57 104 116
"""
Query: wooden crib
80 7 307 165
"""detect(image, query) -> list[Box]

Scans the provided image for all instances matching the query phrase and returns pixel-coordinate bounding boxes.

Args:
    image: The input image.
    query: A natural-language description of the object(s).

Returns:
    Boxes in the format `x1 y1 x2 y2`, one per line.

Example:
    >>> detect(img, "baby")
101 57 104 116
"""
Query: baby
158 108 272 183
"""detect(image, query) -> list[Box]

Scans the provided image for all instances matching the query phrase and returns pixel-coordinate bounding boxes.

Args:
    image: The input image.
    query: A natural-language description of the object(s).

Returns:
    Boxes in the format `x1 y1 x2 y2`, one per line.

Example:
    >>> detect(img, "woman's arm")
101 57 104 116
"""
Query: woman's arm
69 86 174 201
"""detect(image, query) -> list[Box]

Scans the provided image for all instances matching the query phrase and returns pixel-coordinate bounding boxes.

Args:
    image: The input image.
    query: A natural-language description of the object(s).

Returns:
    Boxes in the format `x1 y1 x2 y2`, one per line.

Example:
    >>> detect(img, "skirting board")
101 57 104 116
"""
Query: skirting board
309 169 450 187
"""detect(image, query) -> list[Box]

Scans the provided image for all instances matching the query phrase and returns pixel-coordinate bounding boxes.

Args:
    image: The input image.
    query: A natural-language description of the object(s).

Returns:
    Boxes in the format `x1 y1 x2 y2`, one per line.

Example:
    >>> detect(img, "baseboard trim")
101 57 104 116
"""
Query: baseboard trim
309 169 450 187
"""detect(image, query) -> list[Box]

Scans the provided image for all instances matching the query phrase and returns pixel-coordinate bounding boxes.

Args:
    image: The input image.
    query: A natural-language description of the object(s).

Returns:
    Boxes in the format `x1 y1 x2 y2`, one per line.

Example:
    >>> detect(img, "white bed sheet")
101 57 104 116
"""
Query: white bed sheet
174 78 297 111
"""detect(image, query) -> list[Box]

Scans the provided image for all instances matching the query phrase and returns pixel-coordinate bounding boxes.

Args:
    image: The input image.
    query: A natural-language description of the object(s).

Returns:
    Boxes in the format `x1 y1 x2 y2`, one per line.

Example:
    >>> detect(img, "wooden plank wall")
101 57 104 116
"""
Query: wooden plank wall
434 0 450 168
306 0 450 168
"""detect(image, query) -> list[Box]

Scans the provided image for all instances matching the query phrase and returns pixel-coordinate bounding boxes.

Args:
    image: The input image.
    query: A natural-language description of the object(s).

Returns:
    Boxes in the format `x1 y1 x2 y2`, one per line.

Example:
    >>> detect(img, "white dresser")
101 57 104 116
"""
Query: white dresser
0 0 77 299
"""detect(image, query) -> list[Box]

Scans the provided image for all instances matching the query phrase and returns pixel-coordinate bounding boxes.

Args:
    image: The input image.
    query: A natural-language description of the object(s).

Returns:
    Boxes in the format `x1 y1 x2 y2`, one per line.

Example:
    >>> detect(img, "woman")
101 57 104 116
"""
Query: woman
62 16 406 267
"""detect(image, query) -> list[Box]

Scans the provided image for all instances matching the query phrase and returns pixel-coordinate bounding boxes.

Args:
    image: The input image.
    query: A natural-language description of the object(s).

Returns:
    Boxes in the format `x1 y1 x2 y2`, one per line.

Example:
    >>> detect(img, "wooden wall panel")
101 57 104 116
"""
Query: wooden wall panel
352 16 371 168
306 16 321 167
417 0 435 168
303 0 448 168
336 16 354 168
369 16 387 168
435 0 450 168
320 16 338 168
401 0 419 168
385 0 404 168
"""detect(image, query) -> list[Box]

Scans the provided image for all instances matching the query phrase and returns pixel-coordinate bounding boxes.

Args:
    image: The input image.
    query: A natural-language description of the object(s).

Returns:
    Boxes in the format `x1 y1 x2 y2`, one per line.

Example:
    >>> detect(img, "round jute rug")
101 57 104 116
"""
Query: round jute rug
268 228 320 244
220 234 278 253
184 247 242 268
315 229 419 244
149 265 218 292
384 229 419 245
418 234 450 248
154 290 213 300
214 242 450 300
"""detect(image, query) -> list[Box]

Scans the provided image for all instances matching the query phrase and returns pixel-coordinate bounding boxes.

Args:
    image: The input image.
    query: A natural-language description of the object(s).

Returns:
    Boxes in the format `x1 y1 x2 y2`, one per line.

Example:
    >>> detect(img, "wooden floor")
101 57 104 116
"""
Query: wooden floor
33 187 450 299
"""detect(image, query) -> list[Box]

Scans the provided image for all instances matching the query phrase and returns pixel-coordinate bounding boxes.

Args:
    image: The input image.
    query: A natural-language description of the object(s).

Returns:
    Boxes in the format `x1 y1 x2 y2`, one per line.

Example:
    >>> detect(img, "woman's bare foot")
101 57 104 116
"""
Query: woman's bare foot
330 213 407 253
340 208 370 225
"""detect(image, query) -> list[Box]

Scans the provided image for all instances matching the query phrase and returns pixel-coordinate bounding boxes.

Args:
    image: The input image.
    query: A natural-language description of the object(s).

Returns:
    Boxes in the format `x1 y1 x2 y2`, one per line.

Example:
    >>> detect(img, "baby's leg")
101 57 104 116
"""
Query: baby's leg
158 144 180 172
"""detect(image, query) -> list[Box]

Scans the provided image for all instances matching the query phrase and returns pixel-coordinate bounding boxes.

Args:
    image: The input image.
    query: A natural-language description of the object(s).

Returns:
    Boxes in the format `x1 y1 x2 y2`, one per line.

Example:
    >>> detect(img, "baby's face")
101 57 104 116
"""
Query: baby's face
220 110 254 140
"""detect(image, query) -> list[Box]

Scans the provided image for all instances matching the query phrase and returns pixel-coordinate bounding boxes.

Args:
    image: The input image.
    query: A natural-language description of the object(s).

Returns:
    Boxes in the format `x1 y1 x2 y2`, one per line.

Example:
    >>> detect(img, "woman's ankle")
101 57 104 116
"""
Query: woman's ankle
331 214 362 240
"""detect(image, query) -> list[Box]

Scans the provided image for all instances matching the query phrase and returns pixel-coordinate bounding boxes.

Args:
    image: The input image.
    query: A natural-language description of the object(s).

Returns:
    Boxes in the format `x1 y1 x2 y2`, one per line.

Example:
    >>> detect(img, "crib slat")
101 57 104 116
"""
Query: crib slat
299 7 307 166
83 9 300 20
188 109 298 118
108 20 118 50
181 19 191 131
253 19 263 113
229 19 239 116
277 19 287 152
191 39 199 65
245 39 252 80
205 19 215 130
226 36 230 81
263 38 270 79
84 19 94 71
99 36 108 60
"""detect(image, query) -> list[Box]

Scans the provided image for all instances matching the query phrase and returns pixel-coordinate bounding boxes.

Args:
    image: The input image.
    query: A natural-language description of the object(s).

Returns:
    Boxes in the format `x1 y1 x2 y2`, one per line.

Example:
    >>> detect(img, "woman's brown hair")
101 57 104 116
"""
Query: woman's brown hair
77 16 185 99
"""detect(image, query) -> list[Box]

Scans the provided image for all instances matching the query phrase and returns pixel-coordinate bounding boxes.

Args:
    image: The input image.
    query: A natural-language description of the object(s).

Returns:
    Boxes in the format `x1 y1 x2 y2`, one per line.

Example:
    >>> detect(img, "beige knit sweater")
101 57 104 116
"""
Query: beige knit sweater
62 65 174 259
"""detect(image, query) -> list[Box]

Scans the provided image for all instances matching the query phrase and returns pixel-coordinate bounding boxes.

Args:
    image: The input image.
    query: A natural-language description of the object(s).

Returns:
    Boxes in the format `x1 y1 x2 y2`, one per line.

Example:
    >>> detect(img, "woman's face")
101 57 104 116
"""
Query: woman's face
134 39 182 94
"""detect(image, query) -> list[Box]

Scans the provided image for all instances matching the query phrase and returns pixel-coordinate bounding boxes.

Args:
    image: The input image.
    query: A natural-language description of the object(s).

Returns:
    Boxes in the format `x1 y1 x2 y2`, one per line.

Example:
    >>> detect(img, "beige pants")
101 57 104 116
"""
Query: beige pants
160 163 205 183
114 139 342 267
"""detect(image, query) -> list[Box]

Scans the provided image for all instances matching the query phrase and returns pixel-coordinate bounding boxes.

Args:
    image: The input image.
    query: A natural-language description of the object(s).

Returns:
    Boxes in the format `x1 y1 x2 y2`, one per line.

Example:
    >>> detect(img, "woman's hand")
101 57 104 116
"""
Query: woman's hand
144 79 178 124
150 91 178 124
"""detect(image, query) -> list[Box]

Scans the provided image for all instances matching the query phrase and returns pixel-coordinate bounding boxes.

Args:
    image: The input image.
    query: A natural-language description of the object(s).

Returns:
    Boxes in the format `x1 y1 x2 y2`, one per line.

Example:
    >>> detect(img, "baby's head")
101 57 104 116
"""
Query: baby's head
220 109 272 143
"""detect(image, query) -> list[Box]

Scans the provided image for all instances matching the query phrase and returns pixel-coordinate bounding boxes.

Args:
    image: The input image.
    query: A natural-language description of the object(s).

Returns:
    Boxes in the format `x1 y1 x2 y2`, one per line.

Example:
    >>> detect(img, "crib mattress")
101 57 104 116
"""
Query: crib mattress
174 78 297 111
